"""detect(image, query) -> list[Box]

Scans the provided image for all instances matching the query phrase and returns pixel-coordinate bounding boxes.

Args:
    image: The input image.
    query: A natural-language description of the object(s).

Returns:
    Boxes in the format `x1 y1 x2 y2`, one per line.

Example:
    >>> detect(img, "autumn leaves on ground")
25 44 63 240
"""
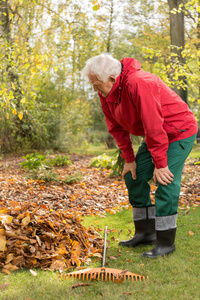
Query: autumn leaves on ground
0 154 199 275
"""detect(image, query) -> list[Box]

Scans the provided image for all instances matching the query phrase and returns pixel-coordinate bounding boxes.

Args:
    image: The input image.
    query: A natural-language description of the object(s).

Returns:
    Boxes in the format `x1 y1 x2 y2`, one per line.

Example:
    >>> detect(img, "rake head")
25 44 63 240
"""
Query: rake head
62 267 148 282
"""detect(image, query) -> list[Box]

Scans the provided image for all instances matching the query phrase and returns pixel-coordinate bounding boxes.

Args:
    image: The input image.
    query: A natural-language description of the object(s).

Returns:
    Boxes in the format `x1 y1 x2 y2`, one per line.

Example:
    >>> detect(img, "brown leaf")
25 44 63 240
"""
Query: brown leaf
3 263 19 271
118 229 123 235
0 236 6 252
72 283 90 289
92 253 102 258
5 253 14 264
2 268 11 275
118 269 129 276
48 260 66 271
29 245 36 254
113 278 123 283
36 235 42 246
123 292 132 296
0 214 13 224
109 256 117 260
0 283 10 290
21 215 31 226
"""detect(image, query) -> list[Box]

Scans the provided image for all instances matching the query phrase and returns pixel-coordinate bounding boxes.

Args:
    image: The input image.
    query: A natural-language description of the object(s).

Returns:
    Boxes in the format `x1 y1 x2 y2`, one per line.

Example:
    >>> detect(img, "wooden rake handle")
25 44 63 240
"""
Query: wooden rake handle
102 226 107 268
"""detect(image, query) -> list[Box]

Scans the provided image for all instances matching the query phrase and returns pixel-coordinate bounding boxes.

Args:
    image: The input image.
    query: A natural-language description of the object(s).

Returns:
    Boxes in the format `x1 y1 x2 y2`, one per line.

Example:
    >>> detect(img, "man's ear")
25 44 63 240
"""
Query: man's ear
109 76 117 83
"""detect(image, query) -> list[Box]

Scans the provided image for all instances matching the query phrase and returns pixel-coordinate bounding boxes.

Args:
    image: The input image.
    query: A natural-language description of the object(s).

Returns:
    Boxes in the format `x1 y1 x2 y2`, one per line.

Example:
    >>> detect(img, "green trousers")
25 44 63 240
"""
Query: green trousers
125 134 197 217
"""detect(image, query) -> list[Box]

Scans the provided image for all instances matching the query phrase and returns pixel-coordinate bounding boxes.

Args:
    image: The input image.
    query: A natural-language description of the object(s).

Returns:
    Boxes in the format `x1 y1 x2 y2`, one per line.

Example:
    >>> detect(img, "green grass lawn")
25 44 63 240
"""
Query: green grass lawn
189 144 200 159
72 142 200 159
0 206 199 300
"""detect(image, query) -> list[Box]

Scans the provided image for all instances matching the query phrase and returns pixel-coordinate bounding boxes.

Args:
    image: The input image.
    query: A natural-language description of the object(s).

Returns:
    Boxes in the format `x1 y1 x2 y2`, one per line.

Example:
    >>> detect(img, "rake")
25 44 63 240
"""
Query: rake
64 226 149 282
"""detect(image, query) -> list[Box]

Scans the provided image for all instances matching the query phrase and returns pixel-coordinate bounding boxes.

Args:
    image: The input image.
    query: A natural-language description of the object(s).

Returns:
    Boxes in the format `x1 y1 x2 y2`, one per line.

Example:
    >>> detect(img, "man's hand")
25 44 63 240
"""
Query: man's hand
122 161 137 180
153 166 174 186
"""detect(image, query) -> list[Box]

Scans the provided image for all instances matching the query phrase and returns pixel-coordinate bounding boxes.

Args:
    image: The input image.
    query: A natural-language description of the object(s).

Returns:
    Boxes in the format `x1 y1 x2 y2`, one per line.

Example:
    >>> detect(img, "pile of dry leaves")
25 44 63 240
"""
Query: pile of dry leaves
0 204 103 274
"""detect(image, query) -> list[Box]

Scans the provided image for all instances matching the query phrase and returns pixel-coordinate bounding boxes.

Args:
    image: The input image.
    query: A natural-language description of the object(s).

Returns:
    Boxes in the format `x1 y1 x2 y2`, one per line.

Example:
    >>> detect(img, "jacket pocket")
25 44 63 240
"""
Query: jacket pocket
163 121 186 137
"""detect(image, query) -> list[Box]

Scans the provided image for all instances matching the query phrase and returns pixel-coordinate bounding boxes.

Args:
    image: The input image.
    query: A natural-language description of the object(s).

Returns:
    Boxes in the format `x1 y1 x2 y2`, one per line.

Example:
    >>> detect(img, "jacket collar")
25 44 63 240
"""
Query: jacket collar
98 58 141 103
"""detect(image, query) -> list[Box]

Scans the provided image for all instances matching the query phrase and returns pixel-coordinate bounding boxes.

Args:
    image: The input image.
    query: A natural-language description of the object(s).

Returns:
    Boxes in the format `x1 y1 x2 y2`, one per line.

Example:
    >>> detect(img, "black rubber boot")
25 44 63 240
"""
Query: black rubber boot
141 228 176 258
118 219 156 247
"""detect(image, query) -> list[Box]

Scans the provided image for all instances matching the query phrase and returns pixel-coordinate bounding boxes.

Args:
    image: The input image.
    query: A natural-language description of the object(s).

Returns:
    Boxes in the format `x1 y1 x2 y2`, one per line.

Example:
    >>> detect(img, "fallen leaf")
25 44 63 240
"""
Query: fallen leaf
0 236 6 252
22 215 31 226
118 269 129 276
48 260 66 271
0 214 13 224
118 229 123 235
36 235 42 246
72 283 90 289
5 253 14 264
188 231 194 236
109 256 117 260
113 278 123 283
2 268 11 275
3 263 19 271
92 253 102 258
123 292 132 295
0 283 9 290
30 269 37 276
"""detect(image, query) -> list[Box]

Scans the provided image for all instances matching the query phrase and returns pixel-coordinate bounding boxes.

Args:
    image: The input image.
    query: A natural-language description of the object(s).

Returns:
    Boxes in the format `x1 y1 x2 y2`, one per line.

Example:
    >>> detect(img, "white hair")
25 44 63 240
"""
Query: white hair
81 53 121 82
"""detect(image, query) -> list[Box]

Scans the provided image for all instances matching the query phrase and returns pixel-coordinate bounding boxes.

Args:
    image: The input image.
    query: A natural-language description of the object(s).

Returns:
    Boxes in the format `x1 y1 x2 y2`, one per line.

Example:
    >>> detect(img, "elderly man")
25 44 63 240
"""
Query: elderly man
82 53 198 258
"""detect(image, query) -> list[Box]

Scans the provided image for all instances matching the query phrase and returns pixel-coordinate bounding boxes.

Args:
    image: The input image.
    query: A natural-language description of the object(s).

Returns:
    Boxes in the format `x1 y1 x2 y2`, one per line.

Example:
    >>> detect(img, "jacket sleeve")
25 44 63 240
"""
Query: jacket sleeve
130 79 169 169
100 98 135 163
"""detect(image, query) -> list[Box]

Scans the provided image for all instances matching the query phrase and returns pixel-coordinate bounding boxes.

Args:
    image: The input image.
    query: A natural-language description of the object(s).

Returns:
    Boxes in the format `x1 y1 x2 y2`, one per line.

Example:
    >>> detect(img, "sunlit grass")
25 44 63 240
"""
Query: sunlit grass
189 144 200 159
72 142 200 159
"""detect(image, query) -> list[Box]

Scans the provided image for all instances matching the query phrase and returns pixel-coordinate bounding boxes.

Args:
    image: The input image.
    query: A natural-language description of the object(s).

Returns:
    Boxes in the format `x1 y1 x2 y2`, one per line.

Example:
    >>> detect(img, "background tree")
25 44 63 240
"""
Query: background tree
168 0 187 102
0 0 199 153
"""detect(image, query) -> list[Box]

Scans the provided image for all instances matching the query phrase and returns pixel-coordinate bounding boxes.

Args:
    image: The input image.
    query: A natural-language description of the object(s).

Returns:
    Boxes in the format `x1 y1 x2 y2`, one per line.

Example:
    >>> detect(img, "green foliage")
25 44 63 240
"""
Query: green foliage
20 152 83 183
110 149 125 176
20 153 72 182
90 153 116 169
63 173 83 184
28 168 59 182
20 153 72 171
20 153 48 170
48 155 72 167
89 149 125 176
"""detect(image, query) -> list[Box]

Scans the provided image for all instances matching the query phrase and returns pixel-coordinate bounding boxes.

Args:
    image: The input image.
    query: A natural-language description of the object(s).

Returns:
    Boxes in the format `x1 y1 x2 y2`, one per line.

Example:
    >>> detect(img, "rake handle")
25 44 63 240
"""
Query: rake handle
102 226 107 268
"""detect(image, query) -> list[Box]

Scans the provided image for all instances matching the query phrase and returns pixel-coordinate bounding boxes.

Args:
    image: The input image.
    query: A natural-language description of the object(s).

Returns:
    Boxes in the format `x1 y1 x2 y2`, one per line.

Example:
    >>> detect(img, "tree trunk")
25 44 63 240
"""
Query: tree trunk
0 0 10 40
0 1 29 149
168 0 187 102
106 0 114 53
197 10 200 102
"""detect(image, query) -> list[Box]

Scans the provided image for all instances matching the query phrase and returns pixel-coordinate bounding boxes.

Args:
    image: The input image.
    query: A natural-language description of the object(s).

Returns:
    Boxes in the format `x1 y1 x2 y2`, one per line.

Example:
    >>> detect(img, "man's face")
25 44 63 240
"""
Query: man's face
88 74 115 98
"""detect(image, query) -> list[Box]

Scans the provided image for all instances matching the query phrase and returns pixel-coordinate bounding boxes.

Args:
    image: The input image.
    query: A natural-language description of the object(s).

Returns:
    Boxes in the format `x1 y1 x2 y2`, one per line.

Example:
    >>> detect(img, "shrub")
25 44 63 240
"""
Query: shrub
90 153 116 169
20 153 72 182
20 153 49 170
63 173 83 184
28 168 59 182
48 155 72 167
89 149 125 176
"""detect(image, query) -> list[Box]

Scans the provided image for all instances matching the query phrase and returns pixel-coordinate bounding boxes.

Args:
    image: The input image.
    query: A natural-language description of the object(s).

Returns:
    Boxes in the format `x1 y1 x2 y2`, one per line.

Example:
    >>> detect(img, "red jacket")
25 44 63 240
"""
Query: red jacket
99 58 198 168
